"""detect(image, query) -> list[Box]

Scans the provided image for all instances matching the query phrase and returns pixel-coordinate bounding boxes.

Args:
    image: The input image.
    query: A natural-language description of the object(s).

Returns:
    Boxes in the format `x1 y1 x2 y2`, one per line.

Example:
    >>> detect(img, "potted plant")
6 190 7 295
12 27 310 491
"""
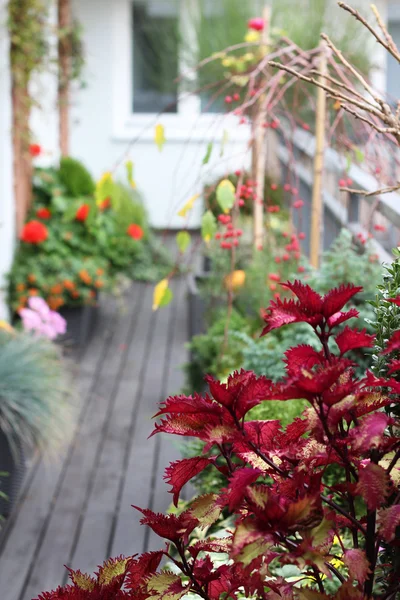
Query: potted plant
0 309 71 520
8 158 160 346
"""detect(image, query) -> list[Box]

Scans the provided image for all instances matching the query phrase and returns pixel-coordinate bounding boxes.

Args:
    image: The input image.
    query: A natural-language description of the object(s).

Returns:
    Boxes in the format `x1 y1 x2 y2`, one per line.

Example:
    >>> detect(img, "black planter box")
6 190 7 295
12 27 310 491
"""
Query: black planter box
58 301 99 348
0 432 25 520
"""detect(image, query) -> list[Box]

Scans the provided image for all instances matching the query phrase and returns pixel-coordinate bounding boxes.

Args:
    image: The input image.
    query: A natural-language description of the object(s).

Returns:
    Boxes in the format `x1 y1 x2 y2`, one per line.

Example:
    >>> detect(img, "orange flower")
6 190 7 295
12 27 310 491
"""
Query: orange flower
94 279 104 289
47 296 64 310
89 290 97 298
63 280 75 291
79 270 92 285
19 296 28 307
50 283 63 295
28 288 39 296
71 290 80 299
96 268 104 276
28 274 36 284
16 283 26 292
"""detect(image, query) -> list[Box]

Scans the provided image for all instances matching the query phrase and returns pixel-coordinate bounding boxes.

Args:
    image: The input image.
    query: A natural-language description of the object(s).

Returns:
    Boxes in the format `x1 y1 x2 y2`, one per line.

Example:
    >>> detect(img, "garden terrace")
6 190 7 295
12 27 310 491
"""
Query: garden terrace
0 277 188 600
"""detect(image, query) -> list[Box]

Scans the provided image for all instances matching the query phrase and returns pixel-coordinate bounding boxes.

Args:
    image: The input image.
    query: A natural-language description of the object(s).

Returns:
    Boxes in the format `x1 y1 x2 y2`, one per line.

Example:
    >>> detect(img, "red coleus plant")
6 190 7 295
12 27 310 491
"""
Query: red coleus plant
36 281 400 600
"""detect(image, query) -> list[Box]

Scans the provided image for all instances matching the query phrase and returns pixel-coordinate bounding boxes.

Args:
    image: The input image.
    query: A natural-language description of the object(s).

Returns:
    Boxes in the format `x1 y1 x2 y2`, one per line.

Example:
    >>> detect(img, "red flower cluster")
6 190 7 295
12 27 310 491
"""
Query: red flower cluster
75 204 90 221
20 220 48 244
127 223 144 240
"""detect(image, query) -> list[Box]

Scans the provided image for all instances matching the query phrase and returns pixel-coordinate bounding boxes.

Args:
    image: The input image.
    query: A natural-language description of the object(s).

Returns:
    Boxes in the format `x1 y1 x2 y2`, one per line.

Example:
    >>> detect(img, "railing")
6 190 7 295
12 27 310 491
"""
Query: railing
277 128 400 263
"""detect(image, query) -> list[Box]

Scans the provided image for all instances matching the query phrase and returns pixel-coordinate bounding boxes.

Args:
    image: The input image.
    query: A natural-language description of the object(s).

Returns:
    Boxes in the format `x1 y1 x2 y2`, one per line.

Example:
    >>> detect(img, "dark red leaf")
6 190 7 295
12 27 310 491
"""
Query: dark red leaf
125 551 164 590
344 549 370 585
335 327 375 355
387 295 400 306
322 284 363 318
133 507 198 544
221 467 262 511
387 358 400 375
382 330 400 355
165 457 214 506
377 505 400 542
327 308 359 328
356 462 390 510
281 280 323 313
284 345 323 376
349 413 389 453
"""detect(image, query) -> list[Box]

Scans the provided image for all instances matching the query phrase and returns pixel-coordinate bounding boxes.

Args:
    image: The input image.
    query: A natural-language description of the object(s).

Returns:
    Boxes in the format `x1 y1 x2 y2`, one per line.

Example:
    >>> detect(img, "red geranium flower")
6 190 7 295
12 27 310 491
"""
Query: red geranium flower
36 207 51 220
20 220 48 244
248 17 265 31
29 143 42 157
127 223 144 240
75 204 90 221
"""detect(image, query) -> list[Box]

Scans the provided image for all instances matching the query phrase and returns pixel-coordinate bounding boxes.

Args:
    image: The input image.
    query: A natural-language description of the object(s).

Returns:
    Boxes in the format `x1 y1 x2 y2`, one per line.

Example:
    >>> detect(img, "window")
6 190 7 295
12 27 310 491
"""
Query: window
130 0 256 116
132 0 179 113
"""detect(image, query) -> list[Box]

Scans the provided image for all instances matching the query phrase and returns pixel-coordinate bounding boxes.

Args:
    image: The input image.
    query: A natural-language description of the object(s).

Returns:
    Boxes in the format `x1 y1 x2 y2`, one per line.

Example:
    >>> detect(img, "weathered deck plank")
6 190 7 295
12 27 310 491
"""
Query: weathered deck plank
0 276 189 600
0 296 117 600
22 287 143 599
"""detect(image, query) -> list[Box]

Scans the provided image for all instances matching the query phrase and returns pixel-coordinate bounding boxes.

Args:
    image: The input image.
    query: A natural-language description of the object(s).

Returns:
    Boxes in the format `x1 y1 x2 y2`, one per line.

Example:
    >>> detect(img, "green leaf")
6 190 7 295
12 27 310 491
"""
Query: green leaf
202 142 213 165
216 179 235 213
201 210 217 244
354 146 365 163
220 129 229 157
176 231 191 253
125 160 136 188
159 286 173 308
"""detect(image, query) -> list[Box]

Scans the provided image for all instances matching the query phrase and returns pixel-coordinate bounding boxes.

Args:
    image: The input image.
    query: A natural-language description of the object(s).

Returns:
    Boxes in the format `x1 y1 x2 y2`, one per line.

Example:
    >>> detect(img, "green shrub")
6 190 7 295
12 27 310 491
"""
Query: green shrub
58 156 95 197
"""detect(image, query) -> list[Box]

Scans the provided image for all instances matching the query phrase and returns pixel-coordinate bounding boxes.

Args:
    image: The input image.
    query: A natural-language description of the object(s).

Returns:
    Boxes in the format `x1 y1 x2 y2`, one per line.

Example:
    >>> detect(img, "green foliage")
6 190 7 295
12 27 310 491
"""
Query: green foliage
184 310 251 393
0 331 72 456
370 248 400 406
58 157 95 198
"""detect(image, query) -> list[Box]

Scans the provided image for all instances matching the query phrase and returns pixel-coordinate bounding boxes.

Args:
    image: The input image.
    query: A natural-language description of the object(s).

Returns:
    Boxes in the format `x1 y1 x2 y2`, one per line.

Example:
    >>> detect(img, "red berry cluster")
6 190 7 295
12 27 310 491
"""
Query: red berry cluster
262 119 280 129
267 205 280 213
216 214 243 249
339 177 353 187
238 179 259 206
225 92 241 104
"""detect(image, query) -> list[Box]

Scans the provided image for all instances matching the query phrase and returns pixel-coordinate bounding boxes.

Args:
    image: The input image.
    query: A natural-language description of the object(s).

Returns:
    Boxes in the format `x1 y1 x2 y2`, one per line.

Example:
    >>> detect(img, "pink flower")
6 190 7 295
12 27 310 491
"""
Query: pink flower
19 297 67 340
248 17 265 31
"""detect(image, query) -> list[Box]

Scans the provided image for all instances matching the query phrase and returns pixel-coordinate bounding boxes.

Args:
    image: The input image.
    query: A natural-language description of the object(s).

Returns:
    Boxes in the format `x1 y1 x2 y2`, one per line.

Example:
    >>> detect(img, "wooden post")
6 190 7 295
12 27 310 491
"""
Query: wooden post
58 0 71 157
252 5 270 250
310 40 327 268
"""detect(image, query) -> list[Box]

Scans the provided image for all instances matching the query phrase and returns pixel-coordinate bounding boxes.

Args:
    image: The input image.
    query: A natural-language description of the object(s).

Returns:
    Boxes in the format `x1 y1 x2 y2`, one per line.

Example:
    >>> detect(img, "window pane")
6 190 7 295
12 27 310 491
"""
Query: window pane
132 0 179 113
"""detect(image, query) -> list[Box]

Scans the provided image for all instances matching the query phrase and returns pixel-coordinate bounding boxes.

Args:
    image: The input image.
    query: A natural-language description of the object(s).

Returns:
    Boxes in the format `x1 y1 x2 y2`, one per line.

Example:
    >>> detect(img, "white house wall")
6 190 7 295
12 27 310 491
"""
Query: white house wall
0 0 15 320
70 0 251 229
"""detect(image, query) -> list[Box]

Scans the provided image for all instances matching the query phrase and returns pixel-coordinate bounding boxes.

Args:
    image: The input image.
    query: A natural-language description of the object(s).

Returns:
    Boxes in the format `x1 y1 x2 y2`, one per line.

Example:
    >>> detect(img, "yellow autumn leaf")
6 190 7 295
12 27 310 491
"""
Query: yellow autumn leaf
153 279 173 311
125 160 136 189
155 124 166 152
95 171 114 206
224 270 246 291
177 193 200 218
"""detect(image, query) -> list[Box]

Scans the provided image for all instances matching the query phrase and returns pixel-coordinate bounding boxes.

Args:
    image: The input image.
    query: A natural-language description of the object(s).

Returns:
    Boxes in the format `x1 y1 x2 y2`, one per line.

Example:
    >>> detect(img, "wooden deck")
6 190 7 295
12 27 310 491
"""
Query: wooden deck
0 277 188 599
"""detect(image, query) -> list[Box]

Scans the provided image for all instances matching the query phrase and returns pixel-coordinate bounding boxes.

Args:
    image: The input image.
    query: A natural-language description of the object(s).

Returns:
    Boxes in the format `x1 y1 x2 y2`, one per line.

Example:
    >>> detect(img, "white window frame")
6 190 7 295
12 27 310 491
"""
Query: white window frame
111 0 249 142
